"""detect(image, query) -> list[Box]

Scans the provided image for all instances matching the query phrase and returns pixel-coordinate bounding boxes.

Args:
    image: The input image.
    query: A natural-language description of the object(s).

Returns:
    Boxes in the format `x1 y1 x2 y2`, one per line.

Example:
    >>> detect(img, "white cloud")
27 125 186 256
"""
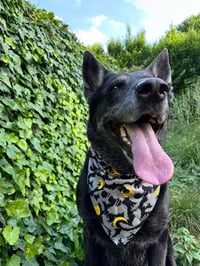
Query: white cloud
108 19 125 29
88 14 108 26
75 15 126 46
75 26 108 46
125 0 200 42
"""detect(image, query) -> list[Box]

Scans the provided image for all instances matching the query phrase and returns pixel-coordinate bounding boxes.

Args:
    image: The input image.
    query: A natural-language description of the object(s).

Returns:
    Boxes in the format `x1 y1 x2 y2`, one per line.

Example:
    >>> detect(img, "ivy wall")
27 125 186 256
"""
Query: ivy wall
0 0 87 265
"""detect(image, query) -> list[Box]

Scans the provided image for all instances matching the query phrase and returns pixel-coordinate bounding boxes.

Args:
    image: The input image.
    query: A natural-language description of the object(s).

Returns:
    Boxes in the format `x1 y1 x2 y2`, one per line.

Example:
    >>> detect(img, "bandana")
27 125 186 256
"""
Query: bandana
87 148 160 246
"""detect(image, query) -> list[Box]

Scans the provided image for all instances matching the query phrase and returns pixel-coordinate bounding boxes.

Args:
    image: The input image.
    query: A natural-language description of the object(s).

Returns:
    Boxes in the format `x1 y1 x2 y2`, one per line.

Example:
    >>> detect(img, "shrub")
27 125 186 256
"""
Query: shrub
0 0 87 264
173 227 200 266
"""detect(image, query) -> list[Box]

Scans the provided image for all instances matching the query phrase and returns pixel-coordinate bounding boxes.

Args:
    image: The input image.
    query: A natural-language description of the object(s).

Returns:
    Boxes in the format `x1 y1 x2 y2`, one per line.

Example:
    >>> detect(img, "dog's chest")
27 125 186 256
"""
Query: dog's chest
87 149 160 246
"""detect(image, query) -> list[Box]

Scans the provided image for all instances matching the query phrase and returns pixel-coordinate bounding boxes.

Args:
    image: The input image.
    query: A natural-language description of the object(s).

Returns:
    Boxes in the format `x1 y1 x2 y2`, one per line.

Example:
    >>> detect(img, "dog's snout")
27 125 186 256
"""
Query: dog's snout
136 78 169 100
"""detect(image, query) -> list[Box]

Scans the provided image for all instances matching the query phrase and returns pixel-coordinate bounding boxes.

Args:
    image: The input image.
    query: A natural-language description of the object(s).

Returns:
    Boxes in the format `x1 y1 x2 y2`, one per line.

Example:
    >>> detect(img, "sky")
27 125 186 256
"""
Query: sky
29 0 200 47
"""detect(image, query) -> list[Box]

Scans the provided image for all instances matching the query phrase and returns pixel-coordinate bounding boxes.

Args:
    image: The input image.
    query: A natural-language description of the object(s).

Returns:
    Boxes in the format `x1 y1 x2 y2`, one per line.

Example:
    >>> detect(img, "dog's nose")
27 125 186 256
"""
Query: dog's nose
136 78 169 100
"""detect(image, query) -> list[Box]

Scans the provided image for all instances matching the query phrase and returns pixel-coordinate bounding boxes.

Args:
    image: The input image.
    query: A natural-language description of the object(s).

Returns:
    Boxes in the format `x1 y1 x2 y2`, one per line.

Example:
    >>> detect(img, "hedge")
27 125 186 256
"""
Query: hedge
0 0 87 264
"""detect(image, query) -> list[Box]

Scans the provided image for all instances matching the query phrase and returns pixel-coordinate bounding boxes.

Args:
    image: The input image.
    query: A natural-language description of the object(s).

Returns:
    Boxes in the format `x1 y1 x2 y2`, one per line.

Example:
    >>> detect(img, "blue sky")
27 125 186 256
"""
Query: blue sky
29 0 200 47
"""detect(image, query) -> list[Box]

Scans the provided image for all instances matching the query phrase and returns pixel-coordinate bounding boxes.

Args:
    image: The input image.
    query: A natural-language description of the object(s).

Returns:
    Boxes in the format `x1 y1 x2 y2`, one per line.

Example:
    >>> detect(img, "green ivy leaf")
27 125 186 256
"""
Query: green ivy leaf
0 159 16 176
5 36 14 47
0 72 12 88
0 193 5 207
31 138 42 153
6 254 21 266
24 234 35 244
24 236 44 259
13 170 27 196
0 178 15 195
2 225 20 245
0 130 7 147
6 144 20 160
46 207 60 226
8 133 19 144
6 199 30 219
17 139 28 151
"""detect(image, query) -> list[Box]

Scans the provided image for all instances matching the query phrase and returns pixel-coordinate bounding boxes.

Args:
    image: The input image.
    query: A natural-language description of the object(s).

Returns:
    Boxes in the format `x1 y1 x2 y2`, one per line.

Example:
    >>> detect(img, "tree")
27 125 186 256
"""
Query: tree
152 22 200 92
177 13 200 33
107 38 123 60
107 25 151 70
85 43 104 55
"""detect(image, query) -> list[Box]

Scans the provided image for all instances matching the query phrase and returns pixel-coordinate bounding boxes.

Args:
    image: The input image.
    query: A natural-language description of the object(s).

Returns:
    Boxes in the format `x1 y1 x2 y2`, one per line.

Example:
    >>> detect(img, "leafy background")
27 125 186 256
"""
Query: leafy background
0 0 87 264
0 0 200 265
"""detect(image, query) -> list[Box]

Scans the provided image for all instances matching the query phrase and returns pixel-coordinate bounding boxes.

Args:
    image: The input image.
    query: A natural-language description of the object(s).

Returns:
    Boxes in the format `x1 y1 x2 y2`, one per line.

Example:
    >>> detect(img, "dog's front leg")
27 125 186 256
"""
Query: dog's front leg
83 229 109 266
147 229 176 266
166 235 177 266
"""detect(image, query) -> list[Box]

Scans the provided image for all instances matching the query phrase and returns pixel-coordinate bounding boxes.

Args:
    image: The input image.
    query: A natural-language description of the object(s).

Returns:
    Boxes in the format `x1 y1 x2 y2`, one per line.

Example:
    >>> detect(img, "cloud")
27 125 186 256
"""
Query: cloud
75 15 126 46
88 14 108 26
75 26 108 46
124 0 200 42
108 19 125 29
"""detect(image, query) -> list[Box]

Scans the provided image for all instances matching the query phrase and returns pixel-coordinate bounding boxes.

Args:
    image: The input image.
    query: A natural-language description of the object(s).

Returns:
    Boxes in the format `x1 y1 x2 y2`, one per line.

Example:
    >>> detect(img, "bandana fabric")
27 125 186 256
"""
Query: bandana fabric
87 149 160 246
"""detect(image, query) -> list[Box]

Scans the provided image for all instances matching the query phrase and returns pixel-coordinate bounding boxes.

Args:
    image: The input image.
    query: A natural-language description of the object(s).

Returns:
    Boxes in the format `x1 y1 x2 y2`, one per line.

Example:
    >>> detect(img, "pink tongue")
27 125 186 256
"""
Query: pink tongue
125 123 174 185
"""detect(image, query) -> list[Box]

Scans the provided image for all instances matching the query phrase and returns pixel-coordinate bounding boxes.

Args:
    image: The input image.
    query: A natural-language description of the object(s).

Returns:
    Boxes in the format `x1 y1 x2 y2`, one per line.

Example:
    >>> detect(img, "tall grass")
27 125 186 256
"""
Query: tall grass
166 77 200 172
169 185 200 236
165 78 200 237
171 77 200 124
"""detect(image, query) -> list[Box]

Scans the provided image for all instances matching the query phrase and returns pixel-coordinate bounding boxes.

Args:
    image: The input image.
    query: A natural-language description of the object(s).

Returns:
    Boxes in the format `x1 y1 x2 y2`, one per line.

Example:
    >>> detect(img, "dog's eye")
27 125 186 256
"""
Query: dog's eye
112 85 119 90
110 83 123 92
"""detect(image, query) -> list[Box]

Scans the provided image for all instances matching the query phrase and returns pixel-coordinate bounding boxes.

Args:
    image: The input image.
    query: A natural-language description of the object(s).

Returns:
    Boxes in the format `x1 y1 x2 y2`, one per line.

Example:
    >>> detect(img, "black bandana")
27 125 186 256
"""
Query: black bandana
87 148 160 246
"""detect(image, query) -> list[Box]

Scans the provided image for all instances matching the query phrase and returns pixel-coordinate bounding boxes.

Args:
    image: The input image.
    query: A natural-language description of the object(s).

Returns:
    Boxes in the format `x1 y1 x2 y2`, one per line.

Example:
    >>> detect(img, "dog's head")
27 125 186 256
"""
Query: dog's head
82 49 174 185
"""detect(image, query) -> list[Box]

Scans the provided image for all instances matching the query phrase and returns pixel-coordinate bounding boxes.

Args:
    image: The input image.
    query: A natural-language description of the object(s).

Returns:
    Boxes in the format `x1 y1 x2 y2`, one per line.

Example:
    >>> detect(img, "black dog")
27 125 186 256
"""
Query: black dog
77 49 176 266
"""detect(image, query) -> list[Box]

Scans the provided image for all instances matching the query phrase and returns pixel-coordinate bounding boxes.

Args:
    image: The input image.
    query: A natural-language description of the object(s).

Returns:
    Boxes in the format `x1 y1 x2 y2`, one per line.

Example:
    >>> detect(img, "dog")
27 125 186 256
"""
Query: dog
76 49 177 266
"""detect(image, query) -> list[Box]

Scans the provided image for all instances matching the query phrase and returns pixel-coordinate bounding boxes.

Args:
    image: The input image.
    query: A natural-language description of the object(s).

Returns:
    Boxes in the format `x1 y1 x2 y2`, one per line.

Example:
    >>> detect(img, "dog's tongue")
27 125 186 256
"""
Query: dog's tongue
125 123 174 185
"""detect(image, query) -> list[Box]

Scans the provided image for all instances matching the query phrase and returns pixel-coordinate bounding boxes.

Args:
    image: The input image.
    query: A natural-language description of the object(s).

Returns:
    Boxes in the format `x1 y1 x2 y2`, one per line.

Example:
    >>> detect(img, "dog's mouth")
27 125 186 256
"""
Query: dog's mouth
111 114 162 146
110 114 174 185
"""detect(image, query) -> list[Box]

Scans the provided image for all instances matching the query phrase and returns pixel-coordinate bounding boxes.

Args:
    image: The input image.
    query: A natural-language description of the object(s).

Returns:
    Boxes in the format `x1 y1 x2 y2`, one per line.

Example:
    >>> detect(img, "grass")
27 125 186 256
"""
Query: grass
164 79 200 234
164 79 200 264
166 120 200 237
169 185 200 236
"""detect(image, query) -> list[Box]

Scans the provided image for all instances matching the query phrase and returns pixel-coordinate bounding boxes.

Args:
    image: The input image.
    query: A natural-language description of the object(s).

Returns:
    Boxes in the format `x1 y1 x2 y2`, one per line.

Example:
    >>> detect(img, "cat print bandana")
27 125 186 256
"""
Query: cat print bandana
87 148 160 246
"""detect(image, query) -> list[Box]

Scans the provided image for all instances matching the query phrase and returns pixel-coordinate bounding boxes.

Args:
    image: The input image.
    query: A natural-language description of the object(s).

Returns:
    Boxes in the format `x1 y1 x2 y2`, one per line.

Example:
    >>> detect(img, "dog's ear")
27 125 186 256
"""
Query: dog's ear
146 48 171 84
82 51 108 99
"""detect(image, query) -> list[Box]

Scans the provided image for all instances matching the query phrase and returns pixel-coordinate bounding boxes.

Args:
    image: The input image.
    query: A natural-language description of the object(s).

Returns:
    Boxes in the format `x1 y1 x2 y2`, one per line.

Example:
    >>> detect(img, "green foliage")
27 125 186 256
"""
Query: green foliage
86 43 104 56
163 79 200 263
165 80 200 236
0 0 87 264
171 78 200 124
169 185 200 236
173 227 200 266
1 2 199 264
165 79 200 168
105 14 200 93
107 26 152 70
177 13 200 32
153 27 200 91
85 43 119 72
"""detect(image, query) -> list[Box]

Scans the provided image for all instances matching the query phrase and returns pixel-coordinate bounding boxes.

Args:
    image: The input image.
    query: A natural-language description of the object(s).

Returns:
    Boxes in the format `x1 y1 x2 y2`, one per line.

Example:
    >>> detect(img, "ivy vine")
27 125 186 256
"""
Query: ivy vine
0 0 87 265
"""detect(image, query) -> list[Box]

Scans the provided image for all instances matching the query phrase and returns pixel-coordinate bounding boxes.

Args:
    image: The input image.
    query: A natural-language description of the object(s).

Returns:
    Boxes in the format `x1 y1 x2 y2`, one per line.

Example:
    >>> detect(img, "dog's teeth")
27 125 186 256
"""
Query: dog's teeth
120 127 126 137
123 138 131 145
120 127 131 145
